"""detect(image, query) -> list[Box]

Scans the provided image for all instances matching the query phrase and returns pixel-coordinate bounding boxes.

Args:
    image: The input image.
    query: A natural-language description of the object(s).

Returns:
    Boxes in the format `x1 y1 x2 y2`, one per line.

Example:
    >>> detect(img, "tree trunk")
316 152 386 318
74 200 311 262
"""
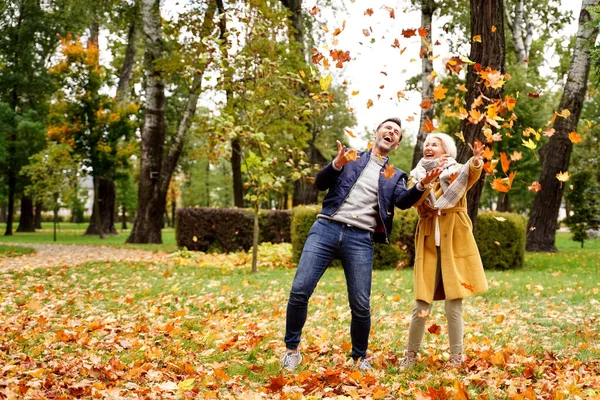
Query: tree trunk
292 143 327 206
526 0 598 252
127 0 215 243
171 197 176 228
496 193 511 212
17 195 35 232
34 200 42 229
85 176 118 235
251 204 259 273
0 204 6 223
455 0 506 223
411 0 437 169
280 0 304 51
116 0 139 103
121 204 128 230
231 138 244 207
4 172 15 236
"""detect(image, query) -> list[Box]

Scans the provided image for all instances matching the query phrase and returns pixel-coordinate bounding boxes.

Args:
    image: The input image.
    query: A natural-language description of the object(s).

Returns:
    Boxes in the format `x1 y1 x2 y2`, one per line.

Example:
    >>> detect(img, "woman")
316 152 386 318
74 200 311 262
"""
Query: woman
400 133 488 368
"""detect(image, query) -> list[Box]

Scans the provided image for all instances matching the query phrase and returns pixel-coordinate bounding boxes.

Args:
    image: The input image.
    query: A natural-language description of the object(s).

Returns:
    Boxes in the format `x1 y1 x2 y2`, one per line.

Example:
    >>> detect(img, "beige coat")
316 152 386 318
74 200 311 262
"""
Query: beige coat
410 159 488 302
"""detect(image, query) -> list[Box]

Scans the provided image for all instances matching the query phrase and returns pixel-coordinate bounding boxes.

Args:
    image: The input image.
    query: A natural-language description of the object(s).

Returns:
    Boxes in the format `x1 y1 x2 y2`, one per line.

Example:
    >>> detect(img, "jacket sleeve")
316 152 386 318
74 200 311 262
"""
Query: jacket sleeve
407 177 432 207
393 172 426 209
315 162 342 191
466 157 483 190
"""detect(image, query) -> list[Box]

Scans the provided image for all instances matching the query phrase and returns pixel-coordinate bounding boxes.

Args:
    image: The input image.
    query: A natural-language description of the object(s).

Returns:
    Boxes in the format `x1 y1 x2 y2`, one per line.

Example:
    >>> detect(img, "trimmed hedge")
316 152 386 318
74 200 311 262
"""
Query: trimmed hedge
290 207 526 270
176 208 291 252
474 211 526 270
291 206 418 270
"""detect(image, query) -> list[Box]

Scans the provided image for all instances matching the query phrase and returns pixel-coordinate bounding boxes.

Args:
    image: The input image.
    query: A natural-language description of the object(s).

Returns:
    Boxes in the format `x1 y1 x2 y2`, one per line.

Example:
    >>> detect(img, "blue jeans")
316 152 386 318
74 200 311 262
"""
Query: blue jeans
284 218 374 359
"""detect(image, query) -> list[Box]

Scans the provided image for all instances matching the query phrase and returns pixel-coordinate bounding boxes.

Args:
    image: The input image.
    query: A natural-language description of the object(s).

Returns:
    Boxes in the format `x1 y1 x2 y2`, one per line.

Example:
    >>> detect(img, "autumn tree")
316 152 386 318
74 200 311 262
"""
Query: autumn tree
0 0 87 235
451 0 506 222
526 0 599 252
47 35 139 238
126 0 218 243
21 143 80 241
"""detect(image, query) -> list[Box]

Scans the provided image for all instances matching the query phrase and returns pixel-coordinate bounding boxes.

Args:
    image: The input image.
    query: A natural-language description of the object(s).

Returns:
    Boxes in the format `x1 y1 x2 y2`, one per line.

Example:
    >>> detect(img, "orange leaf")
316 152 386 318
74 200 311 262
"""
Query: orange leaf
433 84 448 100
344 127 356 138
457 84 468 92
401 28 416 38
309 6 320 15
265 374 287 392
344 148 358 162
483 160 498 175
351 90 359 96
527 181 541 192
382 164 396 180
483 146 494 160
461 282 474 292
366 99 373 108
418 27 428 37
364 8 373 16
472 34 482 42
543 128 555 137
422 116 435 133
568 131 582 143
491 25 497 32
427 323 441 335
500 152 510 174
420 98 432 109
510 151 522 161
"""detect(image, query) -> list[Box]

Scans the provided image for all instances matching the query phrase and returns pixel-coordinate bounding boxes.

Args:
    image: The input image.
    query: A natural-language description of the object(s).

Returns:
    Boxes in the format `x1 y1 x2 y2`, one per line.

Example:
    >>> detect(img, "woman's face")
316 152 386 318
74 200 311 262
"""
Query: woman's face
423 137 445 160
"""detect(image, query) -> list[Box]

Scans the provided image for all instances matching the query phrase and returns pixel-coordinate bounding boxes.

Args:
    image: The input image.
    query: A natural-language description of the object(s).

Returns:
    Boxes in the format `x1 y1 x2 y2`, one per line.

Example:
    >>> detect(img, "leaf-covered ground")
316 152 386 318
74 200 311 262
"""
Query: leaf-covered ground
0 239 598 399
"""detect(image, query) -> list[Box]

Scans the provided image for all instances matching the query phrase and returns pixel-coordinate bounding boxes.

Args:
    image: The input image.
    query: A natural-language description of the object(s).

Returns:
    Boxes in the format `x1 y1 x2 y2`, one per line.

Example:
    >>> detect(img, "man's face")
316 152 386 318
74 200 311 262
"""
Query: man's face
373 121 402 156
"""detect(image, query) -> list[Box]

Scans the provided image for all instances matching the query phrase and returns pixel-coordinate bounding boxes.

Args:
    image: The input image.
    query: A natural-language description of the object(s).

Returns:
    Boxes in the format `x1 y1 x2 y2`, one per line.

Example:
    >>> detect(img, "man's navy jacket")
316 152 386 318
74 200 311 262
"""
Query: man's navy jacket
315 150 423 244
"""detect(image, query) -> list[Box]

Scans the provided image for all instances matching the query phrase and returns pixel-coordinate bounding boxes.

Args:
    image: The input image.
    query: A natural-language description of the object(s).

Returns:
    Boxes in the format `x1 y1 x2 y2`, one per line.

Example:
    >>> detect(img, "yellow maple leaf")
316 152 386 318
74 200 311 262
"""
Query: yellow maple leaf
433 84 448 100
557 109 571 118
319 74 332 91
455 131 465 142
556 171 570 184
351 90 359 96
457 84 468 92
522 138 537 150
473 34 482 42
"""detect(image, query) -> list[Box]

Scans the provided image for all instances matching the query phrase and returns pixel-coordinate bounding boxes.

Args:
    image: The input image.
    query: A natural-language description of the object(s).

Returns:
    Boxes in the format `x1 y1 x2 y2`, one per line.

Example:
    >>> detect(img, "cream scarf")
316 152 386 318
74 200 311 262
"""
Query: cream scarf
410 157 470 210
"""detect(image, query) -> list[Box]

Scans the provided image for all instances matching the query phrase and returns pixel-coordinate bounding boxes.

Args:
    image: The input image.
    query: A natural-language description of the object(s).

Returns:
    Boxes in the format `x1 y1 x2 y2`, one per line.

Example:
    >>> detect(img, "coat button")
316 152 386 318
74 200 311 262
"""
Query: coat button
444 234 447 237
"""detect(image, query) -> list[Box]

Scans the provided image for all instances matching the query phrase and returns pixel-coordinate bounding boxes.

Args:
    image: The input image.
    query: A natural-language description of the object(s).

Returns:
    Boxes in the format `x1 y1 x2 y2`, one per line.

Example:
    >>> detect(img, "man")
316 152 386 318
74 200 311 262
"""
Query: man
281 117 442 371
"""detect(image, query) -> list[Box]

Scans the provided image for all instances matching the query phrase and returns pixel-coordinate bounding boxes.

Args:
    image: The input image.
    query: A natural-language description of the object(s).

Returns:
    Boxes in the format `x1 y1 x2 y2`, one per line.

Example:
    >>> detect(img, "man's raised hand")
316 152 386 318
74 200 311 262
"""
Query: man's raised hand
333 140 359 169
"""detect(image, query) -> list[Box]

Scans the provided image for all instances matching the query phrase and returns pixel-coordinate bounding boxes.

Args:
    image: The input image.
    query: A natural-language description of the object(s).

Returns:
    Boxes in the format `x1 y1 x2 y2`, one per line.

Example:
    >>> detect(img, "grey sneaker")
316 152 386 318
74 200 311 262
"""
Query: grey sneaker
281 351 302 371
356 357 372 371
447 353 465 368
399 350 418 369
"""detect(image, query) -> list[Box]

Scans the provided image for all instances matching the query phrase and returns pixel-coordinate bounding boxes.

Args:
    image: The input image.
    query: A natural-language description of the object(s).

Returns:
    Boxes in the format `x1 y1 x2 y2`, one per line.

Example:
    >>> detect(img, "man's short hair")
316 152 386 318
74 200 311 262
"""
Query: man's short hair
376 117 402 133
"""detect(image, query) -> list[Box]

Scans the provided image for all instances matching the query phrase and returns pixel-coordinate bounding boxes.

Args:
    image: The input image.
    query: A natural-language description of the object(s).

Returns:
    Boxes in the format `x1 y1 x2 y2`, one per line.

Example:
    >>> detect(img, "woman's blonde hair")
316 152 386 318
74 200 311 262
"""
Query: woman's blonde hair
424 133 457 159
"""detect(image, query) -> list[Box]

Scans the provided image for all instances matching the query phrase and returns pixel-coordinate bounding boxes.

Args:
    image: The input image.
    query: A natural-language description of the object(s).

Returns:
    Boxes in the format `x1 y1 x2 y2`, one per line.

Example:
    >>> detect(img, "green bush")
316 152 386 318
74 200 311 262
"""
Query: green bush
474 211 526 270
291 206 417 270
176 208 291 253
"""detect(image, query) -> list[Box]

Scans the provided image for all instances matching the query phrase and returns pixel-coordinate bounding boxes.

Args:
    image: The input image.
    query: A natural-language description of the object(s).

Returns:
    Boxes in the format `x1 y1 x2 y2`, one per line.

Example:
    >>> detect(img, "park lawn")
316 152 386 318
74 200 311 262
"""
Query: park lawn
0 244 36 258
0 234 597 398
0 222 177 252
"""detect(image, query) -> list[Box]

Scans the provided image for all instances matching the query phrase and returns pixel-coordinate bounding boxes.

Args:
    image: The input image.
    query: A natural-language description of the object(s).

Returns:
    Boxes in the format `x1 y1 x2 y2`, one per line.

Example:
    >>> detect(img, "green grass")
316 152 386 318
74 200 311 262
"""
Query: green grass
0 231 597 397
0 244 36 258
0 222 178 252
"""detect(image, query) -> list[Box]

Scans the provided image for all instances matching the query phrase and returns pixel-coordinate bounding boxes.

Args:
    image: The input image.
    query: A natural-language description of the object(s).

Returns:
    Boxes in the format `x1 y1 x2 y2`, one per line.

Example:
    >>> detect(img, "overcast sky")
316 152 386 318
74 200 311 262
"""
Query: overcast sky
303 0 582 147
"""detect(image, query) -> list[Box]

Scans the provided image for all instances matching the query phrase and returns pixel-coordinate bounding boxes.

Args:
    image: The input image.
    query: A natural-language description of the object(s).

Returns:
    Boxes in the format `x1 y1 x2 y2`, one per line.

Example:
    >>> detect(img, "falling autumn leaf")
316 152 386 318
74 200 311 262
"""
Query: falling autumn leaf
418 27 428 37
351 90 359 96
401 28 417 38
461 282 475 292
344 127 356 138
383 5 395 18
483 160 498 175
420 98 432 109
433 84 448 100
491 25 497 32
568 131 582 143
364 8 374 16
528 181 542 192
309 6 320 15
382 164 396 180
543 128 555 137
344 148 358 162
422 116 435 133
366 99 374 108
319 74 332 91
456 84 468 92
556 171 570 185
500 152 510 174
472 34 482 42
510 151 522 161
